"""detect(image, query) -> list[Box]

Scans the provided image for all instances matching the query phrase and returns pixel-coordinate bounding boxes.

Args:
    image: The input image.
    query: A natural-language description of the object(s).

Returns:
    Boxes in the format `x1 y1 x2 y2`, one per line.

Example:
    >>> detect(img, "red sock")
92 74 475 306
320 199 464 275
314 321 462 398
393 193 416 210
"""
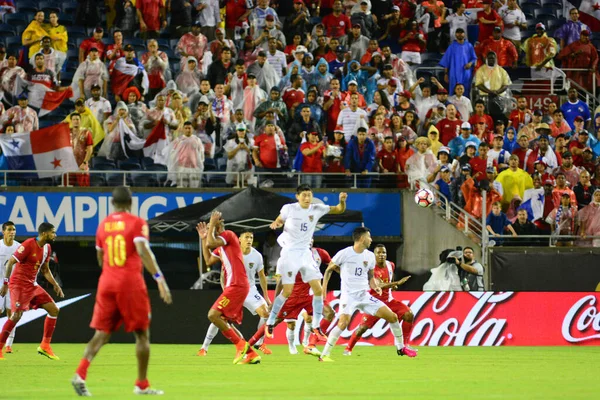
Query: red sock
0 319 17 348
76 359 91 380
42 316 57 345
346 332 360 351
402 320 413 345
320 318 332 333
135 379 149 390
308 333 318 347
222 328 241 345
248 326 266 346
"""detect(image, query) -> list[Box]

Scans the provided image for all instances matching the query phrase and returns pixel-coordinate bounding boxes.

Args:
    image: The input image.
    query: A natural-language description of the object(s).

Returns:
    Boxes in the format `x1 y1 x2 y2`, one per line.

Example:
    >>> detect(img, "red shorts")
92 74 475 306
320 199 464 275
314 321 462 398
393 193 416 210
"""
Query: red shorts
90 288 151 333
11 285 54 312
211 285 249 325
360 299 410 329
278 295 313 321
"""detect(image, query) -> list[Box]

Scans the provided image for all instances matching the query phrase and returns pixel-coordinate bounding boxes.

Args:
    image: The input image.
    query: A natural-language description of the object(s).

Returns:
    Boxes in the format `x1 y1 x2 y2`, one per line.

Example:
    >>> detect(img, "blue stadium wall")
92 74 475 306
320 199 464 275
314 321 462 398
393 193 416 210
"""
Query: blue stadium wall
0 190 402 237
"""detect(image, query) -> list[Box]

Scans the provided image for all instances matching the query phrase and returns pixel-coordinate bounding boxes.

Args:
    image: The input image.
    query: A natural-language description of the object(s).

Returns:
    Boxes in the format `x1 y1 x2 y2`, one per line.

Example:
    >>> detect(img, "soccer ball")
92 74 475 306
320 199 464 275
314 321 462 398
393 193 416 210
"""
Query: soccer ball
414 188 435 208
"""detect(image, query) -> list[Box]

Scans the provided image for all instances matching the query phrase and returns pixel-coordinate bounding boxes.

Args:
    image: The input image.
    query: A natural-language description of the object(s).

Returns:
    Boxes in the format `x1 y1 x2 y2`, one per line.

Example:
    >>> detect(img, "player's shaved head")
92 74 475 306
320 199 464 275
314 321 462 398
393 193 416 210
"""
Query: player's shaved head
112 186 133 209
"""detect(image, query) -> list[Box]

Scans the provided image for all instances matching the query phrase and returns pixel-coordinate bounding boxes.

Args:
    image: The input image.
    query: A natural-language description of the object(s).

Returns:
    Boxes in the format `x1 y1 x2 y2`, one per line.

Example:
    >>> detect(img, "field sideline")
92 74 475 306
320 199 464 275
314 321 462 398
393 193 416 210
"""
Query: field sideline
2 344 599 399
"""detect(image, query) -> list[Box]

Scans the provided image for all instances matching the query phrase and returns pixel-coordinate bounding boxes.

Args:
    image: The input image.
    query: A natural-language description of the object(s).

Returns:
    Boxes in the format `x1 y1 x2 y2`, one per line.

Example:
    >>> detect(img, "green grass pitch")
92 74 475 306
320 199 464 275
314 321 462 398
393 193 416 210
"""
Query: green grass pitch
2 344 600 399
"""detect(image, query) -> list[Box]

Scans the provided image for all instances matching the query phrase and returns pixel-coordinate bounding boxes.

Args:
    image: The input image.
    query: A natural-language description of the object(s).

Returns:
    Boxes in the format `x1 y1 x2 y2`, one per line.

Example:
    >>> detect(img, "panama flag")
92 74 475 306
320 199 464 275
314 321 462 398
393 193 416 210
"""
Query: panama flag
520 188 545 221
110 57 149 96
13 75 74 117
0 123 78 178
565 1 600 31
143 120 168 165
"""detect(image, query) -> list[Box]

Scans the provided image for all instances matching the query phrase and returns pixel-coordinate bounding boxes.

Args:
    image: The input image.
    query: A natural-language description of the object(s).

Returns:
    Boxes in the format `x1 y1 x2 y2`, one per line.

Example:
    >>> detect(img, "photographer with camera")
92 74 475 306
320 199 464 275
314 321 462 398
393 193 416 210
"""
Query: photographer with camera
451 247 484 291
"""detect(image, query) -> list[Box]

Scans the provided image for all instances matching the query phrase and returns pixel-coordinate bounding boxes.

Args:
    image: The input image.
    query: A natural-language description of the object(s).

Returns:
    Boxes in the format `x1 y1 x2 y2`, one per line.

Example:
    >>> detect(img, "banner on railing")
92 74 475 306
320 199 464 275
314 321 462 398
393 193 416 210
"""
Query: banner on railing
0 191 401 237
4 290 599 346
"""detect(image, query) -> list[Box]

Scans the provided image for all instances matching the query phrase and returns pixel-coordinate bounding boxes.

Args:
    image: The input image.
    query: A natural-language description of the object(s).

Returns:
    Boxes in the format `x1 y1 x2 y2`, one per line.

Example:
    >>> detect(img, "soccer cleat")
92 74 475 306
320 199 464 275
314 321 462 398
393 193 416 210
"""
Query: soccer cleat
303 346 321 357
197 348 207 356
318 355 334 362
5 346 12 354
397 346 418 358
238 349 261 365
255 344 272 355
288 346 298 355
71 374 92 397
133 386 165 395
38 344 60 360
264 324 275 338
233 341 250 364
312 327 327 342
343 348 352 356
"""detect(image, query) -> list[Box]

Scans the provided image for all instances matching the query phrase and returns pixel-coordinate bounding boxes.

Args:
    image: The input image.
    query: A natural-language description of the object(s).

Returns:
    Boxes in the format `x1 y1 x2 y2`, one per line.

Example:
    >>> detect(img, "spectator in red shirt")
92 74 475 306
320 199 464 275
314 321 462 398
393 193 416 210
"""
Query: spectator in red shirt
399 20 426 66
377 136 399 188
282 74 305 112
79 27 105 63
477 0 502 43
323 78 344 134
469 99 494 132
322 0 351 38
300 131 326 188
508 96 532 129
136 0 166 40
105 30 125 64
569 130 589 167
470 142 497 181
253 121 283 169
512 133 530 168
225 0 251 40
435 103 462 145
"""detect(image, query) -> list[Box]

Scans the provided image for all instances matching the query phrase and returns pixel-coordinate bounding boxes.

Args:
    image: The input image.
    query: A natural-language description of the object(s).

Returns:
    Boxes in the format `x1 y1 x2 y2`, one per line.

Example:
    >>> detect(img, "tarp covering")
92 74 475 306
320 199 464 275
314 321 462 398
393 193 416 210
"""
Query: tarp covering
148 186 363 233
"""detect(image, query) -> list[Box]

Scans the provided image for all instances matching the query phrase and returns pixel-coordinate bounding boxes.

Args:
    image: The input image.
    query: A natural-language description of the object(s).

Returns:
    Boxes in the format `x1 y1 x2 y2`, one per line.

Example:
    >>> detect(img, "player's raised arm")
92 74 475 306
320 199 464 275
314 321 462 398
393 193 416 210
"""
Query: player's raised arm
0 257 16 297
206 212 227 250
135 240 172 305
368 269 383 295
328 192 348 215
269 215 284 230
322 262 340 296
41 261 64 298
196 222 220 266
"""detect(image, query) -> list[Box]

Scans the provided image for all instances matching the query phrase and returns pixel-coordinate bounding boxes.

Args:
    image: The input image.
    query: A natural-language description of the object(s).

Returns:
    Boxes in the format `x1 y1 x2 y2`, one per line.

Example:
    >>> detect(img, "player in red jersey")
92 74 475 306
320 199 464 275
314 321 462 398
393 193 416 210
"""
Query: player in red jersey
203 211 260 365
0 222 63 361
343 244 415 356
71 187 172 397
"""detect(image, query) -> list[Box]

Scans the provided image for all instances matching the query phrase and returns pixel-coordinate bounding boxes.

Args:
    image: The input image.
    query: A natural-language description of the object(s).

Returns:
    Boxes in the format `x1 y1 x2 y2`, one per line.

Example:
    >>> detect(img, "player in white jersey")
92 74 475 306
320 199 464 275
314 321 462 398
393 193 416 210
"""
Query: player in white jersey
0 221 20 354
264 184 348 340
197 230 273 355
318 227 417 362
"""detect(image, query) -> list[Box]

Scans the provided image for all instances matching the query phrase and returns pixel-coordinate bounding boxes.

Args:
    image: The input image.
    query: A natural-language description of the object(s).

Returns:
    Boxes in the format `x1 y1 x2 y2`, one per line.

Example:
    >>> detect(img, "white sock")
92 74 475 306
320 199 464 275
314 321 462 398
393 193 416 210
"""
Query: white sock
312 295 323 326
286 327 296 353
321 325 342 357
302 322 312 347
267 294 287 325
390 321 404 349
6 327 15 347
201 323 219 351
255 317 267 346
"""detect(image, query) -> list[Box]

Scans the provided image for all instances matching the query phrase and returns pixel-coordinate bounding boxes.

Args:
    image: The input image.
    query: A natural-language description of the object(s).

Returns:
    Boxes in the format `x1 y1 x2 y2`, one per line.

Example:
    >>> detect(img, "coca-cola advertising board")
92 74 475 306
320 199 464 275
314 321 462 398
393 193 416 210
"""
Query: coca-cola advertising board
268 291 600 347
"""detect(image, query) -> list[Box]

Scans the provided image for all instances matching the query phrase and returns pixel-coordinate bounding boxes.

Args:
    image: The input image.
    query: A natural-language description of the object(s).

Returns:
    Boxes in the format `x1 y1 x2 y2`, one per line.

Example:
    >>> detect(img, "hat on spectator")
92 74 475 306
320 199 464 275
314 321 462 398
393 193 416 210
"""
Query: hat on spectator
397 135 407 142
89 46 99 52
392 5 400 11
555 133 567 140
215 28 225 35
123 44 134 52
544 178 555 186
334 128 344 134
495 120 505 126
336 45 347 53
581 29 591 36
236 123 247 131
123 86 141 101
465 141 477 149
574 116 585 122
533 109 543 116
438 147 450 155
399 90 411 98
584 147 593 152
440 165 450 172
294 45 308 55
518 132 529 139
536 123 551 131
486 166 496 174
461 121 472 130
383 64 393 70
352 23 361 28
75 98 85 106
257 50 267 57
266 15 275 21
270 86 280 93
493 26 502 32
579 129 589 135
461 164 472 171
294 0 304 4
534 158 547 167
372 52 382 58
193 21 202 27
563 151 573 158
388 80 398 87
17 93 27 100
437 88 448 94
308 131 319 135
348 80 358 86
91 84 101 90
199 96 209 105
536 23 546 30
247 73 257 79
360 0 368 4
94 26 103 33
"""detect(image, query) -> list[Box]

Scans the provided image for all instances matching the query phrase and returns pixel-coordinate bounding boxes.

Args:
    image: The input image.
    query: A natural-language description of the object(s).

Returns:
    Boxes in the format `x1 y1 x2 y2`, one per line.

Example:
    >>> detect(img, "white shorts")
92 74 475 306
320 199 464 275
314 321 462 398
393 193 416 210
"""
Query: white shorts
0 284 9 313
243 286 267 315
276 248 323 285
340 291 386 317
400 51 422 65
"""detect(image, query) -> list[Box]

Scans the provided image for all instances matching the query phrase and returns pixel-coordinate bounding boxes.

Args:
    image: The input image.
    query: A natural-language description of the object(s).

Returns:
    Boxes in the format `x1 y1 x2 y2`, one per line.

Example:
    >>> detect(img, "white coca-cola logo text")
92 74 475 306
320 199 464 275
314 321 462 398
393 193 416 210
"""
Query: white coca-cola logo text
562 295 600 343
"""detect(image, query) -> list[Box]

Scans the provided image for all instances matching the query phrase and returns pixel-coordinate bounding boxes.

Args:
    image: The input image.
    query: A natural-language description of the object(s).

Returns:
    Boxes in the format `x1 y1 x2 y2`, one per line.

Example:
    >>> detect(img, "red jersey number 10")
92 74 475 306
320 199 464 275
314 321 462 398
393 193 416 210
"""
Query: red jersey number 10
106 234 126 267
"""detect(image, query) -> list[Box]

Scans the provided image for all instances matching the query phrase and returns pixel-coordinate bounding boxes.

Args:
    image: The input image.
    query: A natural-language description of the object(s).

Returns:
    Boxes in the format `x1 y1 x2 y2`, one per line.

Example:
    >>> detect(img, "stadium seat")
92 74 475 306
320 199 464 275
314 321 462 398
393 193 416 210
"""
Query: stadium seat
131 173 159 187
156 39 170 51
90 174 107 187
169 39 179 50
60 70 74 83
4 12 30 26
62 2 78 14
546 19 562 32
0 24 17 37
40 2 61 14
117 158 143 171
467 25 479 45
534 8 559 21
29 177 56 186
520 0 541 6
107 172 131 187
141 157 155 169
204 158 216 171
145 164 168 185
216 157 227 171
520 4 537 17
5 36 23 49
67 49 79 60
16 1 39 14
68 26 88 39
91 157 116 170
541 0 562 6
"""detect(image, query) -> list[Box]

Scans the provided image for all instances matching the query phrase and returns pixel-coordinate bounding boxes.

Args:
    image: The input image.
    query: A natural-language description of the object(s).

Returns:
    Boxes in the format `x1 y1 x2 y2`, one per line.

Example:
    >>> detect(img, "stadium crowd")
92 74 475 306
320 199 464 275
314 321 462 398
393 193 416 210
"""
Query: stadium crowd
0 0 599 243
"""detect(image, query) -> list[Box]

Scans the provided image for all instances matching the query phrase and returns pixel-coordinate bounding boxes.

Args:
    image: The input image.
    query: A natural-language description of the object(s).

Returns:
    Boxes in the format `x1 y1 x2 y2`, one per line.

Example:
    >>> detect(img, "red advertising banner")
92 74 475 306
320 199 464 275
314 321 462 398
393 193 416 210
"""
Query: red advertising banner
267 291 600 346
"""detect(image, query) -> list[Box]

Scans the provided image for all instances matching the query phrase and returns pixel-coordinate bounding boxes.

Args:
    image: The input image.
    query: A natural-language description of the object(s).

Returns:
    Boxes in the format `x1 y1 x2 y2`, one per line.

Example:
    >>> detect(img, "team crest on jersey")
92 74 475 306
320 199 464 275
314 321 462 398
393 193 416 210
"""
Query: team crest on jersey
288 271 293 277
249 263 254 268
363 261 368 267
308 215 314 222
15 302 20 308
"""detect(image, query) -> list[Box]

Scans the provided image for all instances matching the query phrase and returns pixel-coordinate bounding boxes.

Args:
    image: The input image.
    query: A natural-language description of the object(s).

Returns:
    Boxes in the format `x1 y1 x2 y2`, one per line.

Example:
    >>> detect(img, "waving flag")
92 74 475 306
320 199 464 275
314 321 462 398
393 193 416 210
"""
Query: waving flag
143 121 168 165
520 188 545 221
565 1 600 31
0 123 78 178
110 58 149 96
13 75 74 117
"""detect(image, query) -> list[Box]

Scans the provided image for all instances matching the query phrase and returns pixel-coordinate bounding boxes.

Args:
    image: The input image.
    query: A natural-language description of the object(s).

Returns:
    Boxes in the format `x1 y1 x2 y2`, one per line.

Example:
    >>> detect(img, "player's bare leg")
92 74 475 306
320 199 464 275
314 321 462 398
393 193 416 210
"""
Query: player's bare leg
265 284 293 338
307 279 327 340
208 309 260 364
248 316 283 347
375 306 417 357
319 313 351 362
37 301 60 360
253 305 272 354
0 309 22 360
4 309 15 353
72 330 111 396
131 329 164 395
344 324 369 356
